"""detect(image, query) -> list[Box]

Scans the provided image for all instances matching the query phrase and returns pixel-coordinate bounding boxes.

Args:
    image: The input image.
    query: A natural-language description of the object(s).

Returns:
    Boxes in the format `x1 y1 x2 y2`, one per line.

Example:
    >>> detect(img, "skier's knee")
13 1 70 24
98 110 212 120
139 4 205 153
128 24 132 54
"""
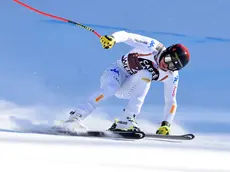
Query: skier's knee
102 84 119 97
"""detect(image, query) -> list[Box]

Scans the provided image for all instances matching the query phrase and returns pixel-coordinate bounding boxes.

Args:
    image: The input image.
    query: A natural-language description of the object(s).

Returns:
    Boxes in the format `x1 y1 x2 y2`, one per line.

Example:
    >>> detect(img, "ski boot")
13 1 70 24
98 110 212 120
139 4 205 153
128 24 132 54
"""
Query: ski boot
108 116 141 132
156 121 170 135
53 111 87 133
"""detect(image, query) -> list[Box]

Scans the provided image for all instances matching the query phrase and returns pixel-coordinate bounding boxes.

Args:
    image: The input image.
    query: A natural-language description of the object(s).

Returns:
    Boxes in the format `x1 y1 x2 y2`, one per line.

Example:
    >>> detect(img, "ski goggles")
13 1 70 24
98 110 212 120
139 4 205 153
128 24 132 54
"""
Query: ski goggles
164 54 178 71
164 52 184 71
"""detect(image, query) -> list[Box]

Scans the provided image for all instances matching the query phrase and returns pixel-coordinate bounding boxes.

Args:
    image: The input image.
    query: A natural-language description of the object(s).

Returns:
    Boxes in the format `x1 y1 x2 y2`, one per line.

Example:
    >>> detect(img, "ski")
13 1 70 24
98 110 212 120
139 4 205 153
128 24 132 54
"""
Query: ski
53 130 145 139
144 133 195 140
22 128 146 140
0 128 194 141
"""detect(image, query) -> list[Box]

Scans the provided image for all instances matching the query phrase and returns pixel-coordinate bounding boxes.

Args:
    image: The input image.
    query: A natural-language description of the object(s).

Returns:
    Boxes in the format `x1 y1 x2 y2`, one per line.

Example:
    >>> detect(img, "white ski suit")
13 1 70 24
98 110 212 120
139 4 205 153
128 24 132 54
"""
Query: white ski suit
71 31 179 124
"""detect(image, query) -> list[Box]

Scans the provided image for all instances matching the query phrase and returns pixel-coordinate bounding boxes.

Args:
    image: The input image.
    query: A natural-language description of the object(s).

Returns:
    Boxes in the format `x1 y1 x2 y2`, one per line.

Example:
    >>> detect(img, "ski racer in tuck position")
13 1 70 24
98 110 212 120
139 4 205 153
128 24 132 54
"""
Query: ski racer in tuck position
61 31 190 135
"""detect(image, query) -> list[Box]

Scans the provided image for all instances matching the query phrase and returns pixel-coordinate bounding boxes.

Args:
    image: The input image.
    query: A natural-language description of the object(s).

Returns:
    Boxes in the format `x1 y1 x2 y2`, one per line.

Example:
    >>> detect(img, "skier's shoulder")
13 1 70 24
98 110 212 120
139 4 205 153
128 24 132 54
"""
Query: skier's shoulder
152 40 165 55
138 34 165 53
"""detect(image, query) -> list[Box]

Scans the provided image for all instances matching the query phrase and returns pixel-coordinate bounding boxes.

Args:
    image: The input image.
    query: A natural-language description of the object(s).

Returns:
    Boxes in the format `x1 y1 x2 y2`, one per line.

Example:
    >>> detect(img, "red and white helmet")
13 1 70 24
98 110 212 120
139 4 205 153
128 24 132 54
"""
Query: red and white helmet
159 44 190 71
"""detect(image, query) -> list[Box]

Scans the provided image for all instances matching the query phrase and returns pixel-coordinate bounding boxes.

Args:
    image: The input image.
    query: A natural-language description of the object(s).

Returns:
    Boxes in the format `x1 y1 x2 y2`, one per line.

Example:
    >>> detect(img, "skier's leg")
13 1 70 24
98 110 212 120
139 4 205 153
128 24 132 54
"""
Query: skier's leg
110 70 152 131
62 64 128 130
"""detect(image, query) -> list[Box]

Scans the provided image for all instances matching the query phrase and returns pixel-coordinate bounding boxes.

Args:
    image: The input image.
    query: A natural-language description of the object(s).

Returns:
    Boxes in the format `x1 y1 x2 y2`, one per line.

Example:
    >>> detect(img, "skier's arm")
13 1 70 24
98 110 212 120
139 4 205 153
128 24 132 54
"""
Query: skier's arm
112 31 159 51
100 31 160 51
162 72 179 124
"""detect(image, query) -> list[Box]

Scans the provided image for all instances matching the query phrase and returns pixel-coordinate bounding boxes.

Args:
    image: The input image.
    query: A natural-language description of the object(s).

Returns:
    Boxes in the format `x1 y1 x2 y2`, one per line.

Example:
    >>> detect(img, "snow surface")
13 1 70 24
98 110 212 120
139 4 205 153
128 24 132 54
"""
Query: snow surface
0 101 230 172
1 130 230 172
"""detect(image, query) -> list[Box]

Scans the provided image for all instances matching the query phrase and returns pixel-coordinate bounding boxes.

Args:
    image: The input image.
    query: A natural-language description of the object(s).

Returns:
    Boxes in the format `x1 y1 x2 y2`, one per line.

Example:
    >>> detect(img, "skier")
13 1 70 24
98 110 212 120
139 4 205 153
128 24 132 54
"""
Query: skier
61 30 190 135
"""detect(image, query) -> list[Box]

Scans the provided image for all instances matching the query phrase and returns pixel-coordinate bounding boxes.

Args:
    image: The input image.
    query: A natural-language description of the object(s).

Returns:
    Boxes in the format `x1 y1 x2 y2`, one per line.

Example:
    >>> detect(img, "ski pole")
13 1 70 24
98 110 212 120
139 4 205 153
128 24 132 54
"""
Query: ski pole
13 0 101 38
14 0 154 57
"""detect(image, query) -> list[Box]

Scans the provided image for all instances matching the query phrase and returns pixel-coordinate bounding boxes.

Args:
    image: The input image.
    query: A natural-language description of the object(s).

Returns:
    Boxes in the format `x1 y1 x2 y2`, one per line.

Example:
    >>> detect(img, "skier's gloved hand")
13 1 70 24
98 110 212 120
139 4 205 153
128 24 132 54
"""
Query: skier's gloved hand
100 35 116 49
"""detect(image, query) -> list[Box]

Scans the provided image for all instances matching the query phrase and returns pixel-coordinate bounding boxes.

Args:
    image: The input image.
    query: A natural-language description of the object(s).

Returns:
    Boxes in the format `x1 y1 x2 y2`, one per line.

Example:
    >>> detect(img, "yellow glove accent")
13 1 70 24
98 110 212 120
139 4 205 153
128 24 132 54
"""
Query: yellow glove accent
100 35 116 49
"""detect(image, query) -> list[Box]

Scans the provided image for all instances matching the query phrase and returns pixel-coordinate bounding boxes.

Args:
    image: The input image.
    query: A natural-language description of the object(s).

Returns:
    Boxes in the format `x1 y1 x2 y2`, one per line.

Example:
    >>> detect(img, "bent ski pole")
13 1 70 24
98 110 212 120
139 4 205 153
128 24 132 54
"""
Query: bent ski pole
13 0 101 38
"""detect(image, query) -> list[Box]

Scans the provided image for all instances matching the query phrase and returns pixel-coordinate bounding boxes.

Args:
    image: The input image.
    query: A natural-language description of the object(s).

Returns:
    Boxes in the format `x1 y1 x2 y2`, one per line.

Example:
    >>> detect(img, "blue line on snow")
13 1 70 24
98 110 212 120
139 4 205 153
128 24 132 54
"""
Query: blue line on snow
42 20 230 43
